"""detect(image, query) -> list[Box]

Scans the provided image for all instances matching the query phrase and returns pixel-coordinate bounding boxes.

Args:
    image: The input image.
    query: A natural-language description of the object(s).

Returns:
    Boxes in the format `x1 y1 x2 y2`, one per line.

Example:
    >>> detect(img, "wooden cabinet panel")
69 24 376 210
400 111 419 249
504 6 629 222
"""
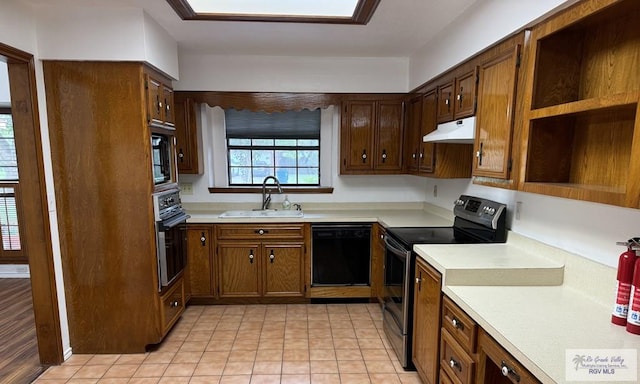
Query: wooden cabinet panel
374 101 404 172
441 296 477 354
174 97 201 174
218 242 261 297
476 329 541 384
440 328 475 384
146 74 174 128
263 242 304 297
419 90 437 174
474 46 520 179
187 225 214 298
412 257 442 384
342 101 375 172
370 224 386 302
437 81 454 123
453 69 477 119
216 224 305 240
160 277 185 335
405 95 423 174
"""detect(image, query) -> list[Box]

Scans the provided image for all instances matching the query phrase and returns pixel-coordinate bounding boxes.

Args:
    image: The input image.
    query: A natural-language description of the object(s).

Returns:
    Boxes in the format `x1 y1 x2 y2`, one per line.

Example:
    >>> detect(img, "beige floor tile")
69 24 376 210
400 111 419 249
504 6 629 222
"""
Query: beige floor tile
307 320 330 329
228 349 257 362
239 321 264 330
355 329 380 339
72 364 111 379
232 339 260 351
224 306 247 315
309 349 336 361
310 360 338 374
398 372 423 384
282 361 310 375
329 320 353 329
133 363 169 378
252 361 282 375
63 355 94 366
102 364 139 378
65 379 98 384
219 375 251 384
157 341 184 353
217 321 241 331
172 351 204 364
163 363 196 377
364 360 396 374
369 373 401 384
357 338 384 349
186 331 214 342
223 361 254 375
193 361 226 376
286 320 308 329
308 338 333 349
307 314 329 322
337 360 367 374
285 329 309 339
200 351 230 363
86 355 121 365
236 329 262 340
115 354 148 365
332 339 359 350
206 339 234 352
282 349 309 361
213 330 239 341
165 331 189 343
335 349 362 361
331 328 356 339
351 320 376 329
280 374 310 384
360 349 389 361
258 338 284 350
190 321 218 332
39 365 82 380
284 338 308 350
96 378 129 384
255 349 284 362
328 314 351 322
339 373 371 384
180 341 209 352
262 321 286 331
310 373 340 384
158 377 190 383
249 374 281 384
260 330 285 340
145 352 176 364
128 378 160 384
189 375 221 383
307 329 332 339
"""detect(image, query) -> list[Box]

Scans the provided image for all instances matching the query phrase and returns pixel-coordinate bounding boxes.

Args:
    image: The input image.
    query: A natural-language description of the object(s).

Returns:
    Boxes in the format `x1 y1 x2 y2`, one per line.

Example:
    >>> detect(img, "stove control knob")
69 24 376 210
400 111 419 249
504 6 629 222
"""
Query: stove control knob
454 199 464 206
487 207 496 215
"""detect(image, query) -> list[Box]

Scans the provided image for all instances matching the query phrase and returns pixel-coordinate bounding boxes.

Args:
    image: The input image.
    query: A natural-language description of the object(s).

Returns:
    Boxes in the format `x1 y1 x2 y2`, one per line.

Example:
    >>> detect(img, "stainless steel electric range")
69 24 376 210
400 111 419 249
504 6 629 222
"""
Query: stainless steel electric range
382 195 508 369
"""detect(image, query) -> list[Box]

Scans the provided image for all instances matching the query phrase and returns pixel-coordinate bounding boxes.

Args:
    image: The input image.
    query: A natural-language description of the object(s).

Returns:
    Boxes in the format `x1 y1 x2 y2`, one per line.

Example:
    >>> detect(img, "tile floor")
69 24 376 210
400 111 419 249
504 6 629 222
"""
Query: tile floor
34 303 422 384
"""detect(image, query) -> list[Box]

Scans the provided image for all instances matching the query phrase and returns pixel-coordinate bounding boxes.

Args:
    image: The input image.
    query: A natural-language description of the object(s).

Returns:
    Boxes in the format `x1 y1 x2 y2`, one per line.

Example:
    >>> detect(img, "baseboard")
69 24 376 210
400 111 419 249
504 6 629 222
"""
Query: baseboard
63 347 73 361
0 264 30 278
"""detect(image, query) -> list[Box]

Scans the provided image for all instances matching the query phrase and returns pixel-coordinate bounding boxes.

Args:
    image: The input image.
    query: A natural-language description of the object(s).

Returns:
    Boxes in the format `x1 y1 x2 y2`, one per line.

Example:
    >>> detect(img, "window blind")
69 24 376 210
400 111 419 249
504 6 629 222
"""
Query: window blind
225 109 321 139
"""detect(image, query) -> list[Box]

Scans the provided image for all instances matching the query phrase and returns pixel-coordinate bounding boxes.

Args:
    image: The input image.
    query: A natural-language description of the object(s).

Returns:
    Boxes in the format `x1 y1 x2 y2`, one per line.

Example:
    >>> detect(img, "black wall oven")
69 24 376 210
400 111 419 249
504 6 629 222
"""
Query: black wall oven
153 188 189 291
382 195 507 369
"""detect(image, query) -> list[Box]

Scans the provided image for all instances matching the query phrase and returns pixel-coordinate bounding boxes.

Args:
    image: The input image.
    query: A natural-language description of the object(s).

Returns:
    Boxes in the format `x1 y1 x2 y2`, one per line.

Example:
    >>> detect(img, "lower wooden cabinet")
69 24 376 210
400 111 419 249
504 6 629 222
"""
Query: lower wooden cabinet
160 276 185 336
412 257 442 384
476 328 541 384
371 224 386 302
440 328 475 384
216 224 307 299
187 225 215 299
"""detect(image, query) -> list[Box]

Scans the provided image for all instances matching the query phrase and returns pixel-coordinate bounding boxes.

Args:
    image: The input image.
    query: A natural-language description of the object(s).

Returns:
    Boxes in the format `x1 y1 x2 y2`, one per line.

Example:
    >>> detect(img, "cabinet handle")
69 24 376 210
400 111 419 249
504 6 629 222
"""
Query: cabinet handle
169 300 179 308
200 232 206 246
445 93 451 111
165 99 170 112
451 317 464 330
501 361 521 382
178 149 184 161
157 95 163 113
255 229 269 235
449 357 461 371
476 142 483 166
415 275 422 290
269 250 275 263
412 153 416 159
381 149 387 163
362 149 367 163
457 87 463 108
249 251 254 264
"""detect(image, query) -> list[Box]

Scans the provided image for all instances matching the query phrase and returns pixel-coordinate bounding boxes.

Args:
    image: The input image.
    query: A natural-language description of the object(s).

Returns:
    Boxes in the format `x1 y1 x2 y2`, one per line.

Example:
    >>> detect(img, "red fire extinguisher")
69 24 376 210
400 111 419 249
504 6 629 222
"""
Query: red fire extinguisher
612 238 639 326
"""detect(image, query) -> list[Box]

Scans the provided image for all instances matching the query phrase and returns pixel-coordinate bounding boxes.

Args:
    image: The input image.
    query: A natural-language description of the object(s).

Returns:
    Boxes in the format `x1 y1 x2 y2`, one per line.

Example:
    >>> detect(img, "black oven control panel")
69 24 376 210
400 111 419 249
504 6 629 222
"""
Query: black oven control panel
454 195 506 230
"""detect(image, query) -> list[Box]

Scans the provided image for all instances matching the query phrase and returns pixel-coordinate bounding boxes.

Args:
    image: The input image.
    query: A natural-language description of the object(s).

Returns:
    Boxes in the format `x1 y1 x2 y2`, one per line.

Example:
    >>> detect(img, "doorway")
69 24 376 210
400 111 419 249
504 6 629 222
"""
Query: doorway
0 41 63 376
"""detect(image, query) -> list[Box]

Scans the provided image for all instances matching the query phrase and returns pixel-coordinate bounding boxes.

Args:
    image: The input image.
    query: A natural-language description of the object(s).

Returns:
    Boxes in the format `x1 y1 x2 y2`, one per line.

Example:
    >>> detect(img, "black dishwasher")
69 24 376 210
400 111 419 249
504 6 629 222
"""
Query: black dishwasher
311 224 371 286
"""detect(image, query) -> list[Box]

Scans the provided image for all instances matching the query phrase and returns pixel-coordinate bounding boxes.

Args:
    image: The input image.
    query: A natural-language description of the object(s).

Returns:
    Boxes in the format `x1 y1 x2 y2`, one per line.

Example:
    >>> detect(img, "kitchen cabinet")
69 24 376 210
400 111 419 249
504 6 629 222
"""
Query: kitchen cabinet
405 95 424 174
440 297 477 384
174 96 202 174
371 223 386 303
473 44 521 180
436 69 477 123
412 257 442 384
476 328 540 384
147 73 175 127
341 98 405 174
43 61 181 353
519 0 640 208
216 224 306 299
187 225 215 300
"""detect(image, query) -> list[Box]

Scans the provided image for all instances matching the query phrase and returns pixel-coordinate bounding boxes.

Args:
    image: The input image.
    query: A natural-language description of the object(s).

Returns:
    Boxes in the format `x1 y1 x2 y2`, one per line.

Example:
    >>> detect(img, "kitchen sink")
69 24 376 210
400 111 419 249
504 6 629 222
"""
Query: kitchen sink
219 210 304 218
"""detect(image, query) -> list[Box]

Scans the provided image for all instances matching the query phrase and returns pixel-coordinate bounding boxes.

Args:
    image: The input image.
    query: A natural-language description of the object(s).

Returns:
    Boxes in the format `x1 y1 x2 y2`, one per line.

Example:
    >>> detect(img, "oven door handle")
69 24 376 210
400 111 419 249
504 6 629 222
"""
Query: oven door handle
384 235 411 259
160 213 190 230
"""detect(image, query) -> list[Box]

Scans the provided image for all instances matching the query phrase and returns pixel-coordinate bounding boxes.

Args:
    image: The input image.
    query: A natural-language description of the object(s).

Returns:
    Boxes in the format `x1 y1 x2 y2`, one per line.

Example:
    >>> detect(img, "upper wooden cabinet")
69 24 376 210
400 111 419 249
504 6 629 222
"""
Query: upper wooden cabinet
405 95 424 174
519 0 640 208
473 44 521 179
437 68 477 123
174 96 202 174
146 73 174 128
341 98 405 174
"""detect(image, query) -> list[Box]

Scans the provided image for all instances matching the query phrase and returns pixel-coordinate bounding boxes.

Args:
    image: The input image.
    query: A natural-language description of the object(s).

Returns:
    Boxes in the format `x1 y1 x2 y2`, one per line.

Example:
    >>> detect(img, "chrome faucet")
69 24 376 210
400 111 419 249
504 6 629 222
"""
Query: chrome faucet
261 176 283 210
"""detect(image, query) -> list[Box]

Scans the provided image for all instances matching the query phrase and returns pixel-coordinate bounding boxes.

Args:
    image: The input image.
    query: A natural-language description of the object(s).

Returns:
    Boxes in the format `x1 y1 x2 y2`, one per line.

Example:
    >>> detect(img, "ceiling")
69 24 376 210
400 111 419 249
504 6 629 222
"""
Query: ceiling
24 0 479 57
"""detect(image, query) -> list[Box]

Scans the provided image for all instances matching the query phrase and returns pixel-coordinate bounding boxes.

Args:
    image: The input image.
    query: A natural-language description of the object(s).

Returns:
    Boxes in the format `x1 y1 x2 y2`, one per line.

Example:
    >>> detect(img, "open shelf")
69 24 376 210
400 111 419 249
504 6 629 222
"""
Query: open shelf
529 93 639 120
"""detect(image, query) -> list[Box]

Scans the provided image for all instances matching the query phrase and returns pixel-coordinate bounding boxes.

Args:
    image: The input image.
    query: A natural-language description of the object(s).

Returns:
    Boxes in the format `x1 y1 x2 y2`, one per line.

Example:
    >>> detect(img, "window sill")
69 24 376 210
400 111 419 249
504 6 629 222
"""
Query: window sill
208 186 334 194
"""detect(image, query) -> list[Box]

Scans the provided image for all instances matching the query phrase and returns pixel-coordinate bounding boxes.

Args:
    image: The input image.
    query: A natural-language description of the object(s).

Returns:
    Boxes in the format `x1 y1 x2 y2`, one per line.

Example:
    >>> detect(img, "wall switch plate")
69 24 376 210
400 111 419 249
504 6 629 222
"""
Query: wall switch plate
516 201 522 220
180 182 193 195
433 185 438 198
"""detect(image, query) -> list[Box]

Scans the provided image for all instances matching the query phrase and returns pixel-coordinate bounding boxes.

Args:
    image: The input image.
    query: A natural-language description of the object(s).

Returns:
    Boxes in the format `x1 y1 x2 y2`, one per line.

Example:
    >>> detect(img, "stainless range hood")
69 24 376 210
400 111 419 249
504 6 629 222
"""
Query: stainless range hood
423 116 476 144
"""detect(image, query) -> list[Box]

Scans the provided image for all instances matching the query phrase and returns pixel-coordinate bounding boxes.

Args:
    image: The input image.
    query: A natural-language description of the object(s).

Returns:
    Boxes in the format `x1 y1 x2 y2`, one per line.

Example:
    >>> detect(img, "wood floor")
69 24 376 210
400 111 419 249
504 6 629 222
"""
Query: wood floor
0 278 44 384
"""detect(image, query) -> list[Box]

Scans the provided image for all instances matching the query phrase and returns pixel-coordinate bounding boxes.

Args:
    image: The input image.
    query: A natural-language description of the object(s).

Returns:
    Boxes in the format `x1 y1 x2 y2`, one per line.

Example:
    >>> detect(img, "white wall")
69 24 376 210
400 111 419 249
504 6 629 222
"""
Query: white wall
34 5 179 79
409 0 577 89
175 52 408 92
0 0 72 360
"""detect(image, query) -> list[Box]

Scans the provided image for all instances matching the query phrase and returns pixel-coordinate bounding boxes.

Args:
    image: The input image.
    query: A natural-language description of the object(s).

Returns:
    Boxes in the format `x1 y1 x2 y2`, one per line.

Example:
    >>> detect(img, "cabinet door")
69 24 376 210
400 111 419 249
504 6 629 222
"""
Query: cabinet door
162 86 175 127
405 96 423 174
473 46 520 179
419 90 437 174
174 97 200 174
412 258 442 384
476 329 540 384
437 81 454 123
374 101 404 172
262 242 304 297
187 226 214 298
453 68 478 119
218 242 261 297
147 76 164 126
341 101 374 173
371 224 386 302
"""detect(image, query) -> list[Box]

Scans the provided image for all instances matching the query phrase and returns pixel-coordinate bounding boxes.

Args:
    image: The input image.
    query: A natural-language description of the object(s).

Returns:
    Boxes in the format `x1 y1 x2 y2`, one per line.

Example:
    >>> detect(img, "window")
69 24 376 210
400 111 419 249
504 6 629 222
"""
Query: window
0 111 22 258
0 112 17 181
225 109 321 186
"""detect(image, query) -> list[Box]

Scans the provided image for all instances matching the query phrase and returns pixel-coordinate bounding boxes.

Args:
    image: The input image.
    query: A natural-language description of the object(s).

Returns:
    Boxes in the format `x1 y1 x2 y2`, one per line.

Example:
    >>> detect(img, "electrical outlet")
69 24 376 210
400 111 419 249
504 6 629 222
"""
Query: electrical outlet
516 201 522 220
180 182 193 195
433 185 438 198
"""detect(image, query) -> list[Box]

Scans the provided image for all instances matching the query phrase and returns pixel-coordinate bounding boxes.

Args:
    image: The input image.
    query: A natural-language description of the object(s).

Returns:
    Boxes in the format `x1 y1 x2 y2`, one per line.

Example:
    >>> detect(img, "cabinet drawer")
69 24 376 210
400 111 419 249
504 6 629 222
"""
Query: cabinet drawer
216 224 305 240
160 278 185 335
440 369 454 384
440 328 475 384
442 295 477 353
